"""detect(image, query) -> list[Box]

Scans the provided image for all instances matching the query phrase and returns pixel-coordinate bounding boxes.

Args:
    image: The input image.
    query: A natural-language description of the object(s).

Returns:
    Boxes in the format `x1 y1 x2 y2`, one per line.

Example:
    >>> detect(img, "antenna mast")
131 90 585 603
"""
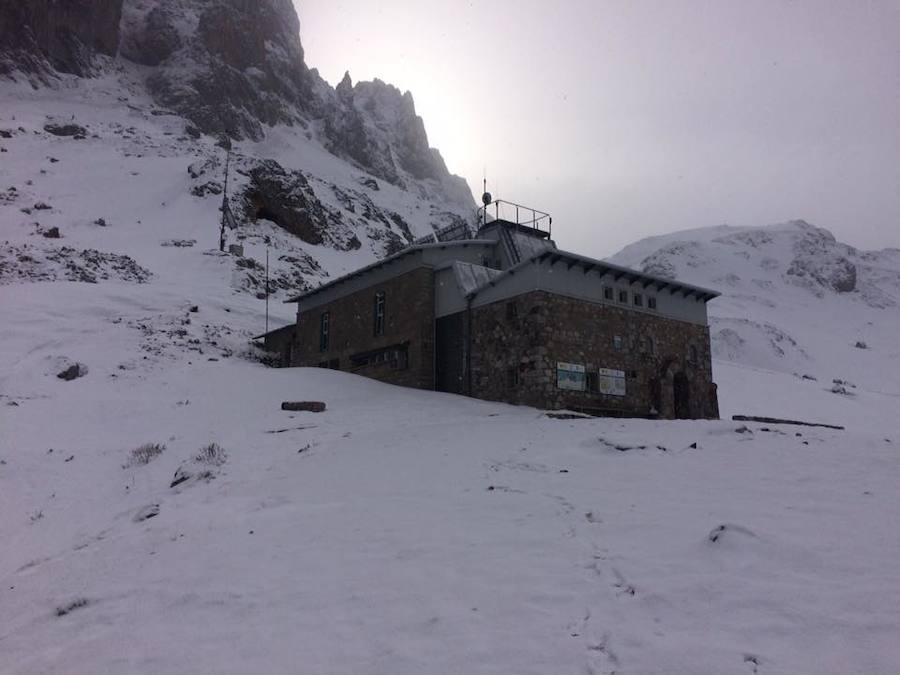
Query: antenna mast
480 171 492 228
219 146 231 252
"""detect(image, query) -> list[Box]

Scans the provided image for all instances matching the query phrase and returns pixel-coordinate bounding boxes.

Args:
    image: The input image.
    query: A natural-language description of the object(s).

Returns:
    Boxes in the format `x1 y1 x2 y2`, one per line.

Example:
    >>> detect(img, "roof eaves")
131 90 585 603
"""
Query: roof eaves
285 238 496 304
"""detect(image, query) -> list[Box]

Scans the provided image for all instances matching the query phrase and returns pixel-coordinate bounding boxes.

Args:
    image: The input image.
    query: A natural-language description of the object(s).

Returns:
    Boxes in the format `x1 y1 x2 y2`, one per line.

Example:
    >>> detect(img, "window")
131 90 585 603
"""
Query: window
319 311 330 352
614 335 624 351
648 296 657 310
350 344 409 371
506 367 519 388
506 301 518 320
618 290 629 304
689 345 699 363
373 291 385 336
648 337 656 355
633 293 643 307
603 286 614 301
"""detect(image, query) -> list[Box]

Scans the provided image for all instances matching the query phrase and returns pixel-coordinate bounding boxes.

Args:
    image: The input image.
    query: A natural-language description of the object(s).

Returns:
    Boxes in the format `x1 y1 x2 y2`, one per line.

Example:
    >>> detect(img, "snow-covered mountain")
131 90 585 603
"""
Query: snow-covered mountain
0 0 474 304
609 220 900 406
3 4 900 674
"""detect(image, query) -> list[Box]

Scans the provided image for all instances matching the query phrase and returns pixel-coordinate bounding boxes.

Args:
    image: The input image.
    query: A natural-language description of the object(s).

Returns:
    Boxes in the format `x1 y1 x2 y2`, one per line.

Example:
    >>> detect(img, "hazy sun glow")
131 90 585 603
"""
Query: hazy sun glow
299 1 900 257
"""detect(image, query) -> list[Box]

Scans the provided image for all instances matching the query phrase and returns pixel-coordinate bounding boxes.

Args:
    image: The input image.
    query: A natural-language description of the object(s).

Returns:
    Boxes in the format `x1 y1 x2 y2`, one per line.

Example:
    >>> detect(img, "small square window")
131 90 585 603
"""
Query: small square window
614 335 624 351
603 286 614 301
634 293 643 307
618 290 629 304
648 296 657 310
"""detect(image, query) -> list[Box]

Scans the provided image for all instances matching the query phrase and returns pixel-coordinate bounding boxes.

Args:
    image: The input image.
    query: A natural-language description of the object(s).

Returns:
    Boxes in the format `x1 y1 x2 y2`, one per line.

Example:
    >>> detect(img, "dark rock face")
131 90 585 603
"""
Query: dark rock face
131 0 312 140
242 159 360 250
0 0 124 77
119 6 180 66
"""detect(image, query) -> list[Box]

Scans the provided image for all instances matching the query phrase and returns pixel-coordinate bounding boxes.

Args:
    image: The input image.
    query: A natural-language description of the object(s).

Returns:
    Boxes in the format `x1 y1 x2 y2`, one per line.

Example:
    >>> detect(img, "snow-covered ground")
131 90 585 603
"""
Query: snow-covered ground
2 349 899 674
3 72 900 674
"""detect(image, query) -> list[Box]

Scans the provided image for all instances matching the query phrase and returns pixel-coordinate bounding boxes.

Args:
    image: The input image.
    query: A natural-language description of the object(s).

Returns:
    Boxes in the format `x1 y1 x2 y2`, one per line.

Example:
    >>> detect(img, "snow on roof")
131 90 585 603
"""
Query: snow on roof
451 261 504 296
286 239 495 304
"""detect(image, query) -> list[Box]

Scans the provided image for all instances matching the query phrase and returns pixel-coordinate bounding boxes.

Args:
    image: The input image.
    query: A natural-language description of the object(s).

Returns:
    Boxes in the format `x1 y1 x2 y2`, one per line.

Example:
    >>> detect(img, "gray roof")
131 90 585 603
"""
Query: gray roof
285 239 495 304
462 248 720 302
451 261 505 296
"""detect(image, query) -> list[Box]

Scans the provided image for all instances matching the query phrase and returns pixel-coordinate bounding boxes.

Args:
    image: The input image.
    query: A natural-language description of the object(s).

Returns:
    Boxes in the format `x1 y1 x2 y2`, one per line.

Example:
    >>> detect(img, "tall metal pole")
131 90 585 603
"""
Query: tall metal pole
265 245 270 335
220 148 231 252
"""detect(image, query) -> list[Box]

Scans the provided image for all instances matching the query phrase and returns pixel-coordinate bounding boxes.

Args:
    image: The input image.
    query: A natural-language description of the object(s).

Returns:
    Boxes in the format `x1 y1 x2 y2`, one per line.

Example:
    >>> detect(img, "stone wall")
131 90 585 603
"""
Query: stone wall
469 290 718 419
291 267 435 389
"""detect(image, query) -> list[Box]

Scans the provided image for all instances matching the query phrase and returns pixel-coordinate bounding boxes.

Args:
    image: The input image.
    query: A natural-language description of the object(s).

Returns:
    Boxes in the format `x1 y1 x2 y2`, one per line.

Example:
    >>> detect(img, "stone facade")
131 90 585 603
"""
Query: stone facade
291 267 435 389
467 291 718 419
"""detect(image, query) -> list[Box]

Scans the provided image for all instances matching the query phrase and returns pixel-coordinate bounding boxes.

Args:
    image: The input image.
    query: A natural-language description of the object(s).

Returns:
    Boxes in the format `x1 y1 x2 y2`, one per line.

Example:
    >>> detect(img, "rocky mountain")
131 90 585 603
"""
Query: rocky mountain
609 220 900 394
0 0 474 286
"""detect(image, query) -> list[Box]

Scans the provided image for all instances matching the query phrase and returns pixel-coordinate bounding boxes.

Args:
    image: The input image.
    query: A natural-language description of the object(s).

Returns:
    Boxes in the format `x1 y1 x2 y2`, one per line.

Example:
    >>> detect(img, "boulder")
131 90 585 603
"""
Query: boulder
57 363 87 381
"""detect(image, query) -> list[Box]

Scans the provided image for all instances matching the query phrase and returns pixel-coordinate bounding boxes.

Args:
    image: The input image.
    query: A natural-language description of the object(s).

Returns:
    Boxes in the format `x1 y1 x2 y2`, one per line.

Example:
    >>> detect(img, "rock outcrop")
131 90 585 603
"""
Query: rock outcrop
124 0 312 140
0 0 124 77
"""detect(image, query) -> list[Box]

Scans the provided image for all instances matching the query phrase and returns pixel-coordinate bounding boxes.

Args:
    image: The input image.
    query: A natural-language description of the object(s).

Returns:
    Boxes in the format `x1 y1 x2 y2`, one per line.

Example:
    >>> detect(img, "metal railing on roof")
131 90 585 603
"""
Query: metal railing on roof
478 200 552 238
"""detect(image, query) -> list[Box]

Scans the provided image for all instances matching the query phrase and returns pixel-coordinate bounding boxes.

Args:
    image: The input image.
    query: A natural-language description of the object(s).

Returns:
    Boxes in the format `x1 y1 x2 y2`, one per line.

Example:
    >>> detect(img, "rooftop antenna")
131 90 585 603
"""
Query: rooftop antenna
481 170 492 228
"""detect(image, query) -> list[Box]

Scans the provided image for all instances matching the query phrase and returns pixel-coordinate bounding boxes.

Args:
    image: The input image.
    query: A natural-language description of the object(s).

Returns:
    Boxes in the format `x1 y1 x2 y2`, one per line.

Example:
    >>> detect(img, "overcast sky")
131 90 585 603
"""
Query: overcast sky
298 1 900 258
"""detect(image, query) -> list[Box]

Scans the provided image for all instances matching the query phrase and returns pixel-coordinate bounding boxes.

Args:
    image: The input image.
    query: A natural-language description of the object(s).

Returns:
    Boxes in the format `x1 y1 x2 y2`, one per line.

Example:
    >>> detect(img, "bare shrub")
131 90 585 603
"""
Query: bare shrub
194 443 226 466
124 443 165 468
55 598 89 617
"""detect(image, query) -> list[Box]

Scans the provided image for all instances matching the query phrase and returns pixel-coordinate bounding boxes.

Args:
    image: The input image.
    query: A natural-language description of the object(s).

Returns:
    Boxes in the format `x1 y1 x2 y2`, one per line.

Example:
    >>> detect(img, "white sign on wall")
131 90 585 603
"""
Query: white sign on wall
598 368 627 396
557 362 586 391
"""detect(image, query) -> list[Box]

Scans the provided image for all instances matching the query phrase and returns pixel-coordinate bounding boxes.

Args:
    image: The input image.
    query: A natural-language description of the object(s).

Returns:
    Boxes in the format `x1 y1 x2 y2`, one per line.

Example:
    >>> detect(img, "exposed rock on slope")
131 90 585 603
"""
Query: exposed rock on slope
0 0 124 78
242 159 360 251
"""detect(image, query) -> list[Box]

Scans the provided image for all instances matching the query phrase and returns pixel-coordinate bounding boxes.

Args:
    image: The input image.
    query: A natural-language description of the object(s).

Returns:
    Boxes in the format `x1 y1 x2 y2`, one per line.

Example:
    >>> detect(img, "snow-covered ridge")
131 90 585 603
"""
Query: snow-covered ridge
609 220 900 392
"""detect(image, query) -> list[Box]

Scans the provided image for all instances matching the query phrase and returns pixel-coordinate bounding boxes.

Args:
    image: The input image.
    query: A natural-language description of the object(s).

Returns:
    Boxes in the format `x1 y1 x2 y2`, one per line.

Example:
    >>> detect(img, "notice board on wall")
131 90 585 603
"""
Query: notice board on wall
598 368 627 396
557 362 586 391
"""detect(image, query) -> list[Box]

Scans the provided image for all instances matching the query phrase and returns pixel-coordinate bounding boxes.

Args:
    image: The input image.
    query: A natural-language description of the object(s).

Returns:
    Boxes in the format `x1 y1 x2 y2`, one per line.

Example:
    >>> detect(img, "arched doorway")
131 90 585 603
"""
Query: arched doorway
673 372 691 419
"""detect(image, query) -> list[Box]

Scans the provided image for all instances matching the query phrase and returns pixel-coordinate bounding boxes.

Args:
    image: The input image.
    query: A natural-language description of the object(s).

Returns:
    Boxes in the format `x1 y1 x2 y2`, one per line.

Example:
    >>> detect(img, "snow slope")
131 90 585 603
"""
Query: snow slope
610 221 900 414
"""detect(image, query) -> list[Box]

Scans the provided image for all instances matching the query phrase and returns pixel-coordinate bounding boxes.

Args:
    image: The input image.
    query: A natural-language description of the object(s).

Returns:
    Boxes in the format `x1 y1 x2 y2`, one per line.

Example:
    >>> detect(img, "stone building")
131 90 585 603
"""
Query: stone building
275 205 720 419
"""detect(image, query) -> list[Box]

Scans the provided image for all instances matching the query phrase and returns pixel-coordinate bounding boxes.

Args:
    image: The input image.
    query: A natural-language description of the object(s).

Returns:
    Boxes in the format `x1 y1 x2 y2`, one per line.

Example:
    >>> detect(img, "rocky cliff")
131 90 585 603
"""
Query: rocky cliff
0 0 472 205
0 0 124 77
